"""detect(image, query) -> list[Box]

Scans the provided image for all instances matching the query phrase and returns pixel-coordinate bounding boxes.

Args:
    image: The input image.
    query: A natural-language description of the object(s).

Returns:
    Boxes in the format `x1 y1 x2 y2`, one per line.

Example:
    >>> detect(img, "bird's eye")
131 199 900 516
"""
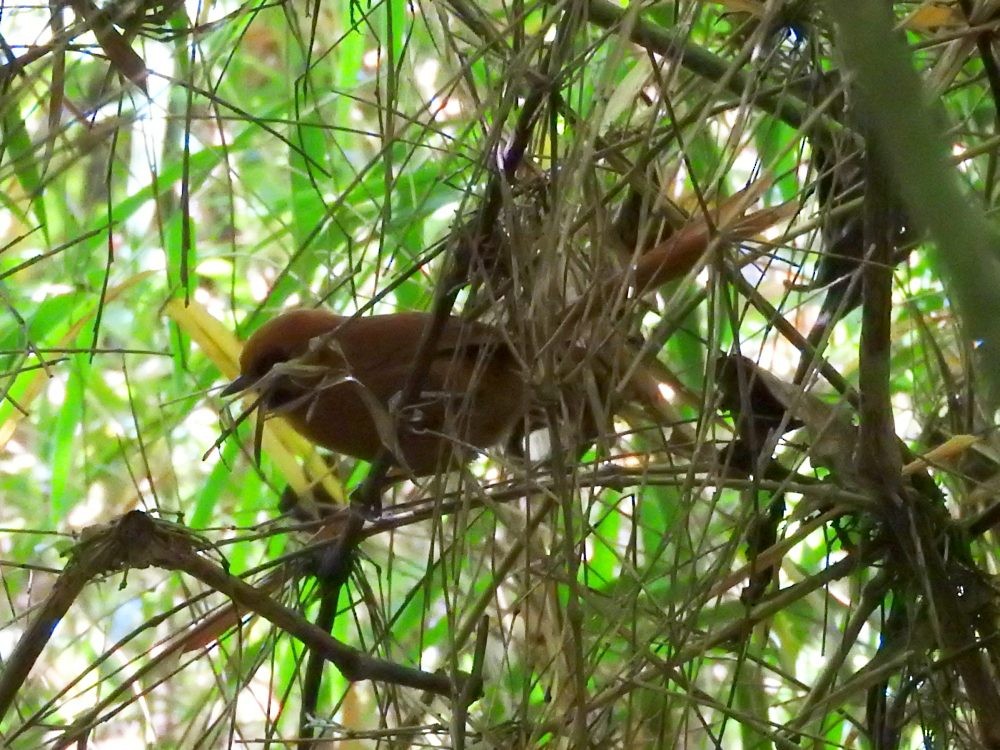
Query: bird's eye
250 349 289 380
248 348 300 409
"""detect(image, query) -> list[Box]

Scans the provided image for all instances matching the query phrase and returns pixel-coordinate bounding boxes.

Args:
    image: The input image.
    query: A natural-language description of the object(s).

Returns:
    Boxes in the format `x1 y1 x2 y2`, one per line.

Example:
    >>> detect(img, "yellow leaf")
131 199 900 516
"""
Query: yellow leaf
903 3 964 31
166 299 345 505
902 434 980 475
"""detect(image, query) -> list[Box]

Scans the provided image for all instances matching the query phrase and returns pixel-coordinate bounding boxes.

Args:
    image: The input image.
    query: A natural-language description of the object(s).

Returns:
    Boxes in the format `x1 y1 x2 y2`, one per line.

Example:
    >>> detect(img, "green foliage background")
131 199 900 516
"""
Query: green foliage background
0 1 997 748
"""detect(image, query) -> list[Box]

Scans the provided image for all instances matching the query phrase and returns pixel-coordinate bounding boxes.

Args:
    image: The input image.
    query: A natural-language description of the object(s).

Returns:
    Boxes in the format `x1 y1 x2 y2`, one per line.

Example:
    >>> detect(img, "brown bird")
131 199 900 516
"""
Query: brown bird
222 196 788 478
221 309 526 476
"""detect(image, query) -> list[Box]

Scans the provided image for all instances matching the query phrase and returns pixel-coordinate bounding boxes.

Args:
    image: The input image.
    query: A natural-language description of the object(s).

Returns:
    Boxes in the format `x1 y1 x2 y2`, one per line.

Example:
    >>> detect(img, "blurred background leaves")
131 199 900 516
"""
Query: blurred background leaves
1 0 1000 748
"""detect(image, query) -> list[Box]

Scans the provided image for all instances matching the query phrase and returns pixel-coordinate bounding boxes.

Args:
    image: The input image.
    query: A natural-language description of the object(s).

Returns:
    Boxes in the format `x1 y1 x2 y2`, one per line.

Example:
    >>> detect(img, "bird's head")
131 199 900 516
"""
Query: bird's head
221 308 342 405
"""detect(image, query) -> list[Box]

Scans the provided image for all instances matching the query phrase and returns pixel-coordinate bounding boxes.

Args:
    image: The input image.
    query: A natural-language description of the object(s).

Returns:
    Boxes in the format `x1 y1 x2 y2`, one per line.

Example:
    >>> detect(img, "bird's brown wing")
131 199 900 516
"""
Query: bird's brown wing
312 312 523 471
333 312 511 399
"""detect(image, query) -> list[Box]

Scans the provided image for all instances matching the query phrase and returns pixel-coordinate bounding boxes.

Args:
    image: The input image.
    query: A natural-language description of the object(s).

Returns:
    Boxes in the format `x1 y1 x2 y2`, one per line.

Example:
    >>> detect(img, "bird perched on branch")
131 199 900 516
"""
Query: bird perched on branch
221 191 788 480
221 310 526 476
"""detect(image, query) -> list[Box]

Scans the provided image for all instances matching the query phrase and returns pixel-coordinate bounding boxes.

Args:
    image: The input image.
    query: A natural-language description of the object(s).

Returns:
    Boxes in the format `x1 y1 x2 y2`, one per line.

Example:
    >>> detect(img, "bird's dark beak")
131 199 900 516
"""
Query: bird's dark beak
220 374 255 397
